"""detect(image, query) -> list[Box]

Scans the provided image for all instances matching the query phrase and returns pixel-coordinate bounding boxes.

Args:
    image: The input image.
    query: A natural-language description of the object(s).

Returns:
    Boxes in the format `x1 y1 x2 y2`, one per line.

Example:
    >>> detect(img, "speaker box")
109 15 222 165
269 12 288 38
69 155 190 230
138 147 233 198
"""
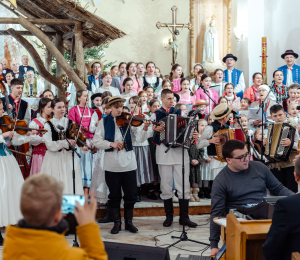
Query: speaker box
104 241 171 260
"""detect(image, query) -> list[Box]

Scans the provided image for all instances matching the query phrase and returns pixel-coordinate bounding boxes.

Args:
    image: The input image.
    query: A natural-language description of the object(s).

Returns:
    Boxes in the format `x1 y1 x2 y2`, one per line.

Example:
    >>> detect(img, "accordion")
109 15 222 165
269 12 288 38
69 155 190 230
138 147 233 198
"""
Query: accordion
265 122 295 162
214 128 247 160
159 115 198 149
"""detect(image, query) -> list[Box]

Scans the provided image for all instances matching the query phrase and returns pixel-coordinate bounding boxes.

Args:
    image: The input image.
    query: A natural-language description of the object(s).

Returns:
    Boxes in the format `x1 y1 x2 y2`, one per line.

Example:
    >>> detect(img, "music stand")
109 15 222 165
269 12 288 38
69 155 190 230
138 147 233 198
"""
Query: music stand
164 113 210 249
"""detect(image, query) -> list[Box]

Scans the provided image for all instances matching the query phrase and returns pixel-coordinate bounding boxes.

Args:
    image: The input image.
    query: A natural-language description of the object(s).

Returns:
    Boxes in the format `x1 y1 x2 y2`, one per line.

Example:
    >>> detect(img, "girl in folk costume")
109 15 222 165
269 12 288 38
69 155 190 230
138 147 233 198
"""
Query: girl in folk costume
283 83 299 111
223 83 241 111
91 92 102 110
144 86 154 104
269 70 288 105
190 69 207 94
155 67 162 79
143 61 162 91
146 99 160 199
189 64 203 91
251 85 277 127
90 97 112 223
0 100 26 246
210 69 227 97
12 98 52 175
178 78 197 105
157 79 173 104
194 73 219 113
218 96 228 104
68 90 95 189
170 64 184 93
253 128 267 162
93 96 151 234
40 98 88 194
243 72 263 103
120 62 143 94
96 71 120 96
138 90 150 114
286 103 300 134
129 96 154 202
121 77 138 108
136 62 145 84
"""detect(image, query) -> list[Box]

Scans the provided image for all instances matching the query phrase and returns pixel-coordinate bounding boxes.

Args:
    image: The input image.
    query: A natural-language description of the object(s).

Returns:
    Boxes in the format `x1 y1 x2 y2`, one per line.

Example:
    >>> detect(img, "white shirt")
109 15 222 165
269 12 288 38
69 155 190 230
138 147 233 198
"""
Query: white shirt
227 70 246 93
287 68 294 87
89 110 101 134
96 86 120 96
121 92 137 108
93 116 148 172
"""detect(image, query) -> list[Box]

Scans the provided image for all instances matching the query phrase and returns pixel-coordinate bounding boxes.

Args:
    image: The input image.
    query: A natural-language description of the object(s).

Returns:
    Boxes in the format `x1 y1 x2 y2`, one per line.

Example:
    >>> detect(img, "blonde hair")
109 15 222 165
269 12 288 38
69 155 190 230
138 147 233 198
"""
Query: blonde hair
198 119 207 126
20 174 64 226
239 113 248 120
254 128 262 140
288 102 298 110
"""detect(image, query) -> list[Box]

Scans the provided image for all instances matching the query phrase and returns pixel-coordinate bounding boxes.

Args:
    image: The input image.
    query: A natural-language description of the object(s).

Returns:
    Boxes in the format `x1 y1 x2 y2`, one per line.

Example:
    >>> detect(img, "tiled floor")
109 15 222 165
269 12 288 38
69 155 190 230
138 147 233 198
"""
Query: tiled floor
0 215 212 260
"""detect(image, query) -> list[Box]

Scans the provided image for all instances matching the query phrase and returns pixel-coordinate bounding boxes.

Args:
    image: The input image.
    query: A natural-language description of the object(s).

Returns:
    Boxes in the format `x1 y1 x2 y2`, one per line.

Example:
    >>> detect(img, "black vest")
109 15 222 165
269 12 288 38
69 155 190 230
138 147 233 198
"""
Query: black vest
0 95 28 120
207 121 229 156
143 77 160 90
46 120 72 152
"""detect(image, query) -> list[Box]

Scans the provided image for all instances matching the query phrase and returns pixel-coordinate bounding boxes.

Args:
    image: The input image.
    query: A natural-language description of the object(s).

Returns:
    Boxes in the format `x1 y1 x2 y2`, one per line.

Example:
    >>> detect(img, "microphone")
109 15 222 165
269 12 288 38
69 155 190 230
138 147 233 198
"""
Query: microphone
56 125 64 131
191 107 202 116
297 106 300 110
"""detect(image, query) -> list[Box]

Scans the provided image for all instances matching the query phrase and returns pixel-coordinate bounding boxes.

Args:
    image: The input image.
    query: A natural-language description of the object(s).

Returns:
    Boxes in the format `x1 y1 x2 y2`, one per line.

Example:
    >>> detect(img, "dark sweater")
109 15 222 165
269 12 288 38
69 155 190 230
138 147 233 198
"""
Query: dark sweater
210 161 294 248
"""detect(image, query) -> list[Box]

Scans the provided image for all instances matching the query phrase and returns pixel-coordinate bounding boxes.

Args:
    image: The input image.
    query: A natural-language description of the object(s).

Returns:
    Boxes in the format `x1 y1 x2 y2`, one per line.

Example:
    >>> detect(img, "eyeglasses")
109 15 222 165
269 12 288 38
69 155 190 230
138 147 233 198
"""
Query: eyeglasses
230 152 251 162
258 89 267 93
226 58 234 62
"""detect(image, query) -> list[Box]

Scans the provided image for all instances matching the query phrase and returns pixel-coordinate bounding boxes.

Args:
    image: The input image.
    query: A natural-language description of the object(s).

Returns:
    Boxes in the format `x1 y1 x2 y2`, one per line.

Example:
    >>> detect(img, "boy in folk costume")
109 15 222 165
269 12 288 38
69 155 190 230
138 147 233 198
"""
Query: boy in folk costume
88 60 103 93
278 50 300 87
148 89 197 228
195 103 233 178
93 96 151 234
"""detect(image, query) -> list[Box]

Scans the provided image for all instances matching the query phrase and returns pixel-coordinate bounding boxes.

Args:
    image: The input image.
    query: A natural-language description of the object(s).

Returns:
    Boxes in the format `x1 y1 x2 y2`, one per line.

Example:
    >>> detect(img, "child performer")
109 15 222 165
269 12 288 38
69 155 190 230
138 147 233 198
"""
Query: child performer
175 103 188 116
40 98 88 194
296 87 300 103
93 96 151 234
178 78 196 106
210 69 226 96
283 83 299 111
91 93 102 110
188 119 205 202
268 104 299 192
193 99 209 118
286 103 300 134
253 128 266 162
144 86 154 104
12 98 52 175
69 90 95 189
138 90 150 114
195 103 233 179
148 89 197 228
194 74 219 114
146 99 160 199
157 79 173 103
190 69 207 94
143 61 162 91
223 83 241 111
129 96 154 201
237 97 251 117
218 97 228 105
269 70 288 106
121 77 138 107
0 100 25 245
97 72 120 96
120 62 143 94
170 64 184 93
189 64 203 92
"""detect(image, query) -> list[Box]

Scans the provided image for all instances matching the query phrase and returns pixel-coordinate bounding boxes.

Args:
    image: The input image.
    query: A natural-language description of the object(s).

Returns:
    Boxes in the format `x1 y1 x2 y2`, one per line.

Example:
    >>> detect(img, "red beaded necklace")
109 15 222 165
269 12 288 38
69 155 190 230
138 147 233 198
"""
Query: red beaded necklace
274 84 285 95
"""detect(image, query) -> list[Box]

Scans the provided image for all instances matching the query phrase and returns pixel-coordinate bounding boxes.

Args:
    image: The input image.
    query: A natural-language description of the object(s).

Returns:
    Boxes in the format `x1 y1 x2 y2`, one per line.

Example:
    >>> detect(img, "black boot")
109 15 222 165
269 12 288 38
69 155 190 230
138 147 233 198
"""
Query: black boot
110 208 122 234
179 199 197 228
136 187 141 202
147 183 158 200
98 203 113 223
163 198 173 227
124 209 138 233
198 187 205 199
204 187 211 199
0 232 3 246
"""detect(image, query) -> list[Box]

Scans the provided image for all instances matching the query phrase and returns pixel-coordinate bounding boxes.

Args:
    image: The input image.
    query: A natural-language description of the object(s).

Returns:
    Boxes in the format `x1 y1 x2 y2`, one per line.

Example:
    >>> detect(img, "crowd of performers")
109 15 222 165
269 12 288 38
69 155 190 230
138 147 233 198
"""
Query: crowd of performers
1 49 300 241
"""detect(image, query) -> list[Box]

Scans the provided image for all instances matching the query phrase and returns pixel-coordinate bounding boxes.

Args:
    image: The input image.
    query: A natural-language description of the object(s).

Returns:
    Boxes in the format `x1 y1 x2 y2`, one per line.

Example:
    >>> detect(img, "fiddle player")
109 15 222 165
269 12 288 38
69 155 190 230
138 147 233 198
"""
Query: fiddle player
93 95 151 235
40 98 89 194
148 89 197 228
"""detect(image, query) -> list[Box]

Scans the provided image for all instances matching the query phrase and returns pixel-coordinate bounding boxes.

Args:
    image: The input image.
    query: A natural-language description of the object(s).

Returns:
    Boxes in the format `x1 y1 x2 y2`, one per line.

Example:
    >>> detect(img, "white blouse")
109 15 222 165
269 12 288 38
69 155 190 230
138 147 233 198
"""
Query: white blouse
96 86 120 96
89 111 100 134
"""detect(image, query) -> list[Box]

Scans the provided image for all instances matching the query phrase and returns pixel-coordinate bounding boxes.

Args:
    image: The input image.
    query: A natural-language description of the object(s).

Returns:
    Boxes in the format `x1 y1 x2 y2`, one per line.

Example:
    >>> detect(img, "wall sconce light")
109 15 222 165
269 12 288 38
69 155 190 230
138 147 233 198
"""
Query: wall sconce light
163 38 172 50
234 27 244 42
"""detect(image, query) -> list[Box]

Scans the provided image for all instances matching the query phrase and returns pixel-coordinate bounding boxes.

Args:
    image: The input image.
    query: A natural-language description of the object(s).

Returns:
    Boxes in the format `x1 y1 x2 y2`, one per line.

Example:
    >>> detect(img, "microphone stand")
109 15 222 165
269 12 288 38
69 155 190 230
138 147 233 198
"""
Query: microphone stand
200 86 217 114
59 129 81 247
164 113 210 249
256 89 271 161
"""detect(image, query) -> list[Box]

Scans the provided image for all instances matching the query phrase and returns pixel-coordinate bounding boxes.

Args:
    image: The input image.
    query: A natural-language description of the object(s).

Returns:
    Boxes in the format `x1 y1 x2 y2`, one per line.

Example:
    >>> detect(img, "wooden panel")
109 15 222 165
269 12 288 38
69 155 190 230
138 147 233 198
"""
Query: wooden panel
292 252 300 260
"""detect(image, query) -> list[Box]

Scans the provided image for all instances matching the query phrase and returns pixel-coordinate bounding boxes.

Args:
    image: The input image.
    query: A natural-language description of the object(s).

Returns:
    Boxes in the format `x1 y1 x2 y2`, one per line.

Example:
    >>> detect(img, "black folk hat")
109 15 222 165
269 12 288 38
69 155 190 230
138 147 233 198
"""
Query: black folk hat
91 93 102 101
173 93 180 103
222 54 238 63
281 50 299 59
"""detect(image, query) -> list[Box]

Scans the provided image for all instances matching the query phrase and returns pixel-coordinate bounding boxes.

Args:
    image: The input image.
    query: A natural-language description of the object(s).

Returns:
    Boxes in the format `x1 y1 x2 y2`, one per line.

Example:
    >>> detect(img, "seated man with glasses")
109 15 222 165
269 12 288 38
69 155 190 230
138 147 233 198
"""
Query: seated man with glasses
210 139 294 256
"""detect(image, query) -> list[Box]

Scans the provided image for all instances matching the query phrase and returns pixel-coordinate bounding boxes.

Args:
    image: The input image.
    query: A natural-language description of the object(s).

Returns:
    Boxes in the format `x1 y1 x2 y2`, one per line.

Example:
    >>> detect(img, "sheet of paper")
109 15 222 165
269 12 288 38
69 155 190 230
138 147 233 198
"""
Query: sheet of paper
248 106 267 121
214 217 245 227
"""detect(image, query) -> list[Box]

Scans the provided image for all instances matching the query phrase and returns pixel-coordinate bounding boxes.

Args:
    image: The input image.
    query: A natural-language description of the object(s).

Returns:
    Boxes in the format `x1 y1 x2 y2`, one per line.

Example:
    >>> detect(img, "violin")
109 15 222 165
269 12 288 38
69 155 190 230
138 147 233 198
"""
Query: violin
0 115 47 135
68 122 91 149
116 112 160 128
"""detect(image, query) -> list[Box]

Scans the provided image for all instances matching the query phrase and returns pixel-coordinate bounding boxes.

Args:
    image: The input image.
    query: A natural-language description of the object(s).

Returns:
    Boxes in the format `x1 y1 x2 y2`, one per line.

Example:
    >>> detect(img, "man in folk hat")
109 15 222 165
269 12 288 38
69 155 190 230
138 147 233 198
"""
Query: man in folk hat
222 54 245 99
194 103 233 179
278 50 300 86
88 60 104 93
93 96 151 235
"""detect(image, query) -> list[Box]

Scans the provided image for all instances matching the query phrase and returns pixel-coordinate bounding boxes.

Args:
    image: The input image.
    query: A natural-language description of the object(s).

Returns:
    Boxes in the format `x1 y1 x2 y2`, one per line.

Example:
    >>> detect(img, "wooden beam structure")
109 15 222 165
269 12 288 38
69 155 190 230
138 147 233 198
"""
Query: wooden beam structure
56 33 65 99
0 30 56 36
45 49 52 90
74 23 85 81
0 18 79 25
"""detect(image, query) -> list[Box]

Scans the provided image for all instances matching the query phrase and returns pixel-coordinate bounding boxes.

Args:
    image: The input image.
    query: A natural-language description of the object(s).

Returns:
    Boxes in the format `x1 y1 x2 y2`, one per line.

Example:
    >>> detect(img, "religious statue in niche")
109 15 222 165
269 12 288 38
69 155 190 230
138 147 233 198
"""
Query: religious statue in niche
202 15 226 72
165 23 187 64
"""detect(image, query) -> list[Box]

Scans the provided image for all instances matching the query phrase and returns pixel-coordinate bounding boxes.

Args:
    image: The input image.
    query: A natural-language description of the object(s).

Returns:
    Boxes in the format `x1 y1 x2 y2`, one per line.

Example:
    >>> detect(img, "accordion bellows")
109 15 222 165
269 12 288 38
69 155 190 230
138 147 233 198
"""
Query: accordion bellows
265 122 295 162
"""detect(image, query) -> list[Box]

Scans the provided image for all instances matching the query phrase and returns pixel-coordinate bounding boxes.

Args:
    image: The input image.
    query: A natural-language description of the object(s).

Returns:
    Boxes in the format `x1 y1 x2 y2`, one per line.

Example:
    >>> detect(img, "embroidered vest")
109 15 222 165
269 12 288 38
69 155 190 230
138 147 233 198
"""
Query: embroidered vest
207 121 229 156
278 64 300 85
103 113 133 152
153 107 181 145
32 119 47 156
88 75 101 91
0 95 28 120
143 77 160 90
223 68 242 87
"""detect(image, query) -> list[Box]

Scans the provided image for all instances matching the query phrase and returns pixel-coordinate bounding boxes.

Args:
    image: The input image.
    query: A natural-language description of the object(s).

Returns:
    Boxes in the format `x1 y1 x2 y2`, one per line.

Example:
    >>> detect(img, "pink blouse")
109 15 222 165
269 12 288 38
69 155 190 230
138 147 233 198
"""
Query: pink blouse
178 92 196 105
68 106 94 139
172 78 181 93
194 88 219 113
120 77 143 94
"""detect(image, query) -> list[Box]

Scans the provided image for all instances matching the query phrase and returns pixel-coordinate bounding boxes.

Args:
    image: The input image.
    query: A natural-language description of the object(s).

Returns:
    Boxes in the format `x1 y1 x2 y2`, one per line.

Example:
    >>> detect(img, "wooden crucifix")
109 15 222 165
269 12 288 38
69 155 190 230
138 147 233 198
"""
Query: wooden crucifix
156 5 192 65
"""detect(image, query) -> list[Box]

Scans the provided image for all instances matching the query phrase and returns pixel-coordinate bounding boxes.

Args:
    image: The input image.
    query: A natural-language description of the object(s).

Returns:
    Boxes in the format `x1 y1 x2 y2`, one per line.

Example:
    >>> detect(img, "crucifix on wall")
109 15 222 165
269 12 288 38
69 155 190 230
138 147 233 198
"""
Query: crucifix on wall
156 5 192 65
